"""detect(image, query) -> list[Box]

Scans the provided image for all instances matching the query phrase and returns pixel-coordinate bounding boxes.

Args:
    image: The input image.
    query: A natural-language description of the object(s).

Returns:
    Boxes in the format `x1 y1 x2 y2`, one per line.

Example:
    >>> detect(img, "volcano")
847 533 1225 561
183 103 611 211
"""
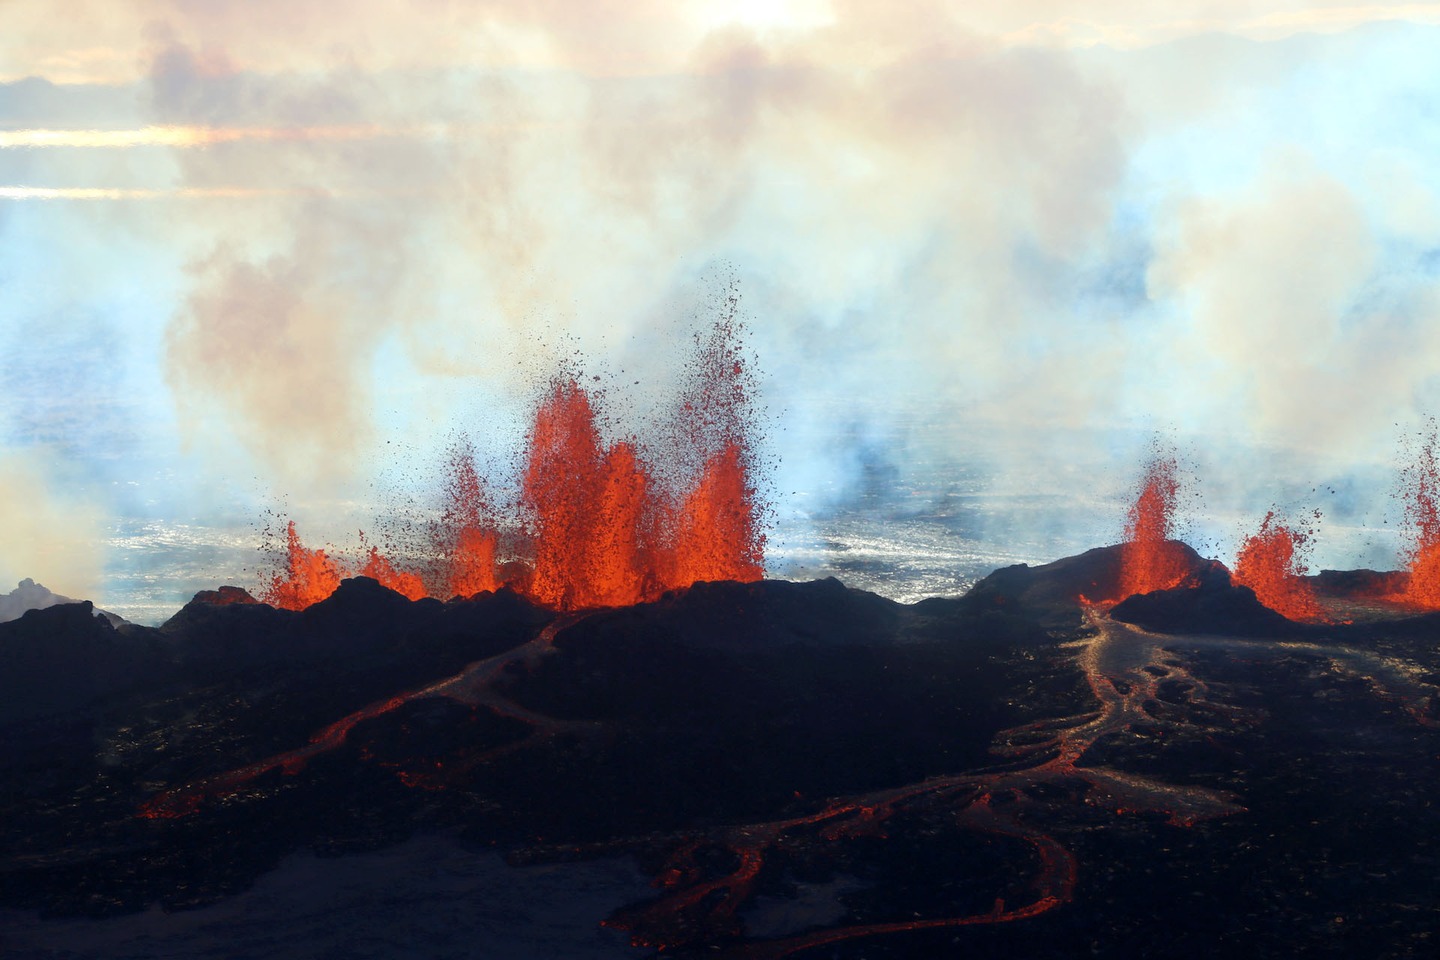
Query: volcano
3 544 1439 959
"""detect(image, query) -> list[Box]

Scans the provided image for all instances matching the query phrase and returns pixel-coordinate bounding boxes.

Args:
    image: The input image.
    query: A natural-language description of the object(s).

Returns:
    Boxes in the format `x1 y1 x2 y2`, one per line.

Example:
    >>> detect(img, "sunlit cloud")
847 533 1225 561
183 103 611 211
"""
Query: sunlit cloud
1001 3 1440 49
0 186 303 200
0 124 433 149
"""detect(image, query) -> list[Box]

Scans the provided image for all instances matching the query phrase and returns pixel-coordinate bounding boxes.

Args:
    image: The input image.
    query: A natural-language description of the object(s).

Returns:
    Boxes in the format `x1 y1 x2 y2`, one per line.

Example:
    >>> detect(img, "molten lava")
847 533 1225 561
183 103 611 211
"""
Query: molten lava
1115 456 1191 601
1233 511 1323 622
261 317 767 612
669 441 765 586
359 546 427 602
438 444 501 598
1395 424 1440 609
263 521 343 611
521 381 654 609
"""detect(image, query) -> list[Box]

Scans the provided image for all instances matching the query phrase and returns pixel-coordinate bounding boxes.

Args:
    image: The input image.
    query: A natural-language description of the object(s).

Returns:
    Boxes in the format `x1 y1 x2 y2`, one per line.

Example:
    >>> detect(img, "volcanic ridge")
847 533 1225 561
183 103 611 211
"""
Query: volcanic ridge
4 523 1440 959
7 333 1440 957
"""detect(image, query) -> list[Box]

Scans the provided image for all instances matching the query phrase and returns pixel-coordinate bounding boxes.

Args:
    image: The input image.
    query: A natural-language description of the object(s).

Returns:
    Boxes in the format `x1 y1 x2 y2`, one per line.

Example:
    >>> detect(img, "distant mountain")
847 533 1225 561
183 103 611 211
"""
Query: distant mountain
0 578 127 626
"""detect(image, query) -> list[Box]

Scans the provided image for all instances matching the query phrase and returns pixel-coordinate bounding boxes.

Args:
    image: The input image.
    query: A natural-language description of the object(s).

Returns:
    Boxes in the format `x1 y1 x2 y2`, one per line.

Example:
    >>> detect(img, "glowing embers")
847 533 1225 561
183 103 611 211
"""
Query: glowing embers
1114 456 1192 602
669 442 766 587
261 523 419 610
359 544 427 601
1233 510 1324 622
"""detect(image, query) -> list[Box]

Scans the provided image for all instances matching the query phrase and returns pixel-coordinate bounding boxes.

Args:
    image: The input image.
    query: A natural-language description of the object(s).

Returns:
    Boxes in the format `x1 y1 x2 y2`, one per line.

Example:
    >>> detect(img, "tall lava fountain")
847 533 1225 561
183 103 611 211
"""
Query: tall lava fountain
1232 510 1323 622
1395 422 1440 608
263 317 766 612
1114 455 1191 601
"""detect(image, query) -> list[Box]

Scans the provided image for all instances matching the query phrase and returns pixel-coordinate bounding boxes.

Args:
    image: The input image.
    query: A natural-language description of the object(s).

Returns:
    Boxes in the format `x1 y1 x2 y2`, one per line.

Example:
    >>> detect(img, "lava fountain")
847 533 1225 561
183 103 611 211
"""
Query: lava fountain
264 521 343 610
263 317 766 612
520 380 653 609
1394 422 1440 609
1232 510 1324 622
1114 456 1191 601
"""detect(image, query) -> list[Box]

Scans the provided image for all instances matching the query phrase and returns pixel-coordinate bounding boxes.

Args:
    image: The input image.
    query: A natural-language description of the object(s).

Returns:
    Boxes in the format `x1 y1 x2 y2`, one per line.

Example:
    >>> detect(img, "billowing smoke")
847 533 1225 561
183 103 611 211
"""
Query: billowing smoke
148 7 1134 511
6 2 1440 602
0 451 105 602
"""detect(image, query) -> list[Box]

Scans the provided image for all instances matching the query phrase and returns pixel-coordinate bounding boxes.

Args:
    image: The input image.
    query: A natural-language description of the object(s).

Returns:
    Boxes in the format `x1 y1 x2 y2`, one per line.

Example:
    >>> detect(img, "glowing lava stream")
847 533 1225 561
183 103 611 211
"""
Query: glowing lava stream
600 610 1440 957
139 614 594 819
139 604 1440 954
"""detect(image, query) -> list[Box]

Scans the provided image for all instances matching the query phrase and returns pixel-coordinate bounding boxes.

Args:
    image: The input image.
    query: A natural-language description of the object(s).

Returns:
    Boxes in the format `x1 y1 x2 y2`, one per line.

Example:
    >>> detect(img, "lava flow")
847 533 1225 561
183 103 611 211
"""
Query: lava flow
1232 510 1324 622
136 593 1440 954
262 317 766 612
596 607 1440 957
139 614 594 820
586 607 1250 958
1112 456 1192 602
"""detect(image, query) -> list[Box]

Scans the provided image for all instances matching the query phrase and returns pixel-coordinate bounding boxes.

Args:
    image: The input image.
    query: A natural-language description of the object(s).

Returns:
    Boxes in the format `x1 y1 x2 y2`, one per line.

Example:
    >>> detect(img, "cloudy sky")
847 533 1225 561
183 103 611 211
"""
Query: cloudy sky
4 1 1440 611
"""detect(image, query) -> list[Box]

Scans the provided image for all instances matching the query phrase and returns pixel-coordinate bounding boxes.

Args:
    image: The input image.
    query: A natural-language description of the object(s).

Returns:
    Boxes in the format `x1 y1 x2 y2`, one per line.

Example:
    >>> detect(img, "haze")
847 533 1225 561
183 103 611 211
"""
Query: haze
3 1 1439 620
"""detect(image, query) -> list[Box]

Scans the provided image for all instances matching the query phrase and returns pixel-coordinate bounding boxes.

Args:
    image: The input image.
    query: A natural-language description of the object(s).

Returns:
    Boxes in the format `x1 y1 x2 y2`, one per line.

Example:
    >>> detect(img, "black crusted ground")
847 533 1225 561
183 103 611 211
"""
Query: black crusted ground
2 547 1438 958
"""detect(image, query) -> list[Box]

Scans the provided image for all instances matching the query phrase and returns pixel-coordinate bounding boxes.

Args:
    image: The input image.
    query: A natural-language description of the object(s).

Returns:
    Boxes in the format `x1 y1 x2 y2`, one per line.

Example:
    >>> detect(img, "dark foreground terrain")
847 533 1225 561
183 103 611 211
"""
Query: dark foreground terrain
2 543 1439 958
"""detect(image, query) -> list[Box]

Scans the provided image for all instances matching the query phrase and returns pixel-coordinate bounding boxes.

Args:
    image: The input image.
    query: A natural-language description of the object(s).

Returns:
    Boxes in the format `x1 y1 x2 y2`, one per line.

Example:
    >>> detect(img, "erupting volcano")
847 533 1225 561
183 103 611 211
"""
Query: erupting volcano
1112 456 1192 602
1232 510 1324 622
262 319 765 613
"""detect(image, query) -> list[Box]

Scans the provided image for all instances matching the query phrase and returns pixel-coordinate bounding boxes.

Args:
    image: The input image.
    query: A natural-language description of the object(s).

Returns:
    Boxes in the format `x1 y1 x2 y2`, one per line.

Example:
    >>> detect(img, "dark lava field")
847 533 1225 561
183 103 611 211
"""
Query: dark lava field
3 543 1439 959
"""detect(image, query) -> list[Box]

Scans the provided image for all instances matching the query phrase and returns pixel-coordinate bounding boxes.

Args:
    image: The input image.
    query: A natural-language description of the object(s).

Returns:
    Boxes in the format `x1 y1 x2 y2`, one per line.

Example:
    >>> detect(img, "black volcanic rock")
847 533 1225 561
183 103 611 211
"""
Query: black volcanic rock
957 545 1117 629
0 577 129 626
160 578 547 676
566 576 906 653
1308 567 1406 597
487 578 1071 835
959 542 1208 629
0 601 159 724
6 562 1440 959
1110 562 1302 637
190 584 260 605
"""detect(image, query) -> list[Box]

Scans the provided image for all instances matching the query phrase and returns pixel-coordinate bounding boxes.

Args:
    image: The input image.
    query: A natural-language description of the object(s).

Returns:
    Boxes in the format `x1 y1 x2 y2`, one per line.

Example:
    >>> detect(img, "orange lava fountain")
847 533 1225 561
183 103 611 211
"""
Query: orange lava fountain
1115 456 1190 601
1233 510 1323 622
358 546 427 602
263 521 343 611
669 442 765 586
262 317 766 612
521 381 653 609
1395 424 1440 608
437 443 500 598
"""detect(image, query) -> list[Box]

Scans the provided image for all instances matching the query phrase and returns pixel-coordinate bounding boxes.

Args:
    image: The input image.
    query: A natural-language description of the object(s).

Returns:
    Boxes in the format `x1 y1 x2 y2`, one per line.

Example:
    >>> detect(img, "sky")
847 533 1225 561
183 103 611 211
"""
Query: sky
5 1 1440 616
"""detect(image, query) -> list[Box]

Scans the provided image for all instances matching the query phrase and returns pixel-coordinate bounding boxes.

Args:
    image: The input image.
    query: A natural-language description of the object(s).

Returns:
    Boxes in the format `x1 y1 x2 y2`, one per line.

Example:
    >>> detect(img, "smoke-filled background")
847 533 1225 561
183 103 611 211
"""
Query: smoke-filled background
4 1 1440 622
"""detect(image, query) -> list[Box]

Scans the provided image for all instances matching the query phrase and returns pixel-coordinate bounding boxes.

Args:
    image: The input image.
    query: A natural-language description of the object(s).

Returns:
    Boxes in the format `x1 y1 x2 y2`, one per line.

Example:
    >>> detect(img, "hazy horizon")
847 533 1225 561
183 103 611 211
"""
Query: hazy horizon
5 3 1440 615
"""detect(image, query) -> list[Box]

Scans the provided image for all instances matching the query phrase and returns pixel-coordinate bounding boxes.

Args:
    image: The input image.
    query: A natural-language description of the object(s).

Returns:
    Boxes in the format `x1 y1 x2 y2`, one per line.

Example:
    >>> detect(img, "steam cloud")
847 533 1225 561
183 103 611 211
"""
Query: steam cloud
6 1 1440 585
0 452 105 602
